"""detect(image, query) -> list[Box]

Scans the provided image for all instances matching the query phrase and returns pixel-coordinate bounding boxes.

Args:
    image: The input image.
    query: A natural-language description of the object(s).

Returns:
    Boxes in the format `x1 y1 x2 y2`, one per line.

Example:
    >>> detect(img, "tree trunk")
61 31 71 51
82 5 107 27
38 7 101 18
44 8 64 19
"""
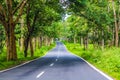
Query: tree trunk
0 0 27 61
24 36 30 57
50 38 54 45
83 37 86 50
23 2 30 57
45 36 48 46
118 0 120 46
118 0 120 29
33 37 36 50
20 37 24 52
29 38 34 57
112 0 119 47
20 18 24 51
112 27 115 46
83 35 88 50
5 0 17 60
93 31 96 48
80 36 83 46
47 37 51 46
86 35 88 49
74 36 76 44
101 30 104 50
39 36 42 48
107 3 112 47
6 26 17 61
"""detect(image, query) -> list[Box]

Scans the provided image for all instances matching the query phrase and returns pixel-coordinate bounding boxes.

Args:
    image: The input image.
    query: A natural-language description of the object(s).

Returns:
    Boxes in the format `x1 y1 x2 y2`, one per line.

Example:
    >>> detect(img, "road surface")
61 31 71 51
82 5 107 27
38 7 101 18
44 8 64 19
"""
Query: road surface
0 42 113 80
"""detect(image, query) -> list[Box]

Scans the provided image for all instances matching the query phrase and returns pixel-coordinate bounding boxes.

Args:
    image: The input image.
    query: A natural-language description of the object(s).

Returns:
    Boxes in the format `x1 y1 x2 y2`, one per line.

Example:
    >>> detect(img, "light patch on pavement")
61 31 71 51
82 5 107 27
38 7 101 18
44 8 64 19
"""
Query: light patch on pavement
36 71 45 78
50 63 54 66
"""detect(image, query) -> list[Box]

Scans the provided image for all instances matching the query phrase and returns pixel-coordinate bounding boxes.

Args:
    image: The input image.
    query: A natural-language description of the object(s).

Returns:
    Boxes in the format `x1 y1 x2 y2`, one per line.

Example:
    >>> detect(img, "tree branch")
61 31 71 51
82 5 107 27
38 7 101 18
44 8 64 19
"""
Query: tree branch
6 0 12 16
0 4 6 19
12 0 27 15
79 13 102 27
29 10 39 35
26 3 31 31
14 0 28 26
0 3 7 28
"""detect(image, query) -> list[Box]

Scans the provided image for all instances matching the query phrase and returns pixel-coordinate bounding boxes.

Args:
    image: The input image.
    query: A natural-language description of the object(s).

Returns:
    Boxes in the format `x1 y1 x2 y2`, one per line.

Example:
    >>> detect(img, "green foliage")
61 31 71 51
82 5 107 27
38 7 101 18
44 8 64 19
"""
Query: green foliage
25 0 64 39
66 43 120 80
0 24 5 53
68 0 87 13
62 0 117 46
15 24 21 39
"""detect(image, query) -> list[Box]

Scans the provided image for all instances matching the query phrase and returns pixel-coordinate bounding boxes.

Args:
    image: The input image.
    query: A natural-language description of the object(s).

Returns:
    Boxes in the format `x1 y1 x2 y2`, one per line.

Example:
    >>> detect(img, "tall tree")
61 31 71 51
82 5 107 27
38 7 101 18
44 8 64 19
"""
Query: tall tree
24 0 63 57
0 0 27 60
24 2 39 57
112 0 119 47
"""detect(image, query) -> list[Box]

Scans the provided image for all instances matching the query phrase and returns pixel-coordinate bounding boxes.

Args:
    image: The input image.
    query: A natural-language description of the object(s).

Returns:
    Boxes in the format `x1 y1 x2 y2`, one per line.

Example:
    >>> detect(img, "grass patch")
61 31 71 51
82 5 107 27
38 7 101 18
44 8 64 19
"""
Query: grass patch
65 43 120 80
0 43 55 70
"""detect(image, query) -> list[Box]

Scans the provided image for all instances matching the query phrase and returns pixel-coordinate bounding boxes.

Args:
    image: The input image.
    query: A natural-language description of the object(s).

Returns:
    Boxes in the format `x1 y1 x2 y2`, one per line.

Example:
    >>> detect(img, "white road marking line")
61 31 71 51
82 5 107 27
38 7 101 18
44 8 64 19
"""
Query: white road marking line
50 63 54 66
0 59 37 73
0 46 56 73
56 59 58 61
36 71 45 78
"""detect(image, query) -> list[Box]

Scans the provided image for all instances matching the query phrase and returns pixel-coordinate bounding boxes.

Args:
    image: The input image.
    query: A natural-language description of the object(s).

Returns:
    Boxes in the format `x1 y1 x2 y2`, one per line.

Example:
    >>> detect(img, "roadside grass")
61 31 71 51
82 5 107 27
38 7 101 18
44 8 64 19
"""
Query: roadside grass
65 43 120 80
0 43 55 70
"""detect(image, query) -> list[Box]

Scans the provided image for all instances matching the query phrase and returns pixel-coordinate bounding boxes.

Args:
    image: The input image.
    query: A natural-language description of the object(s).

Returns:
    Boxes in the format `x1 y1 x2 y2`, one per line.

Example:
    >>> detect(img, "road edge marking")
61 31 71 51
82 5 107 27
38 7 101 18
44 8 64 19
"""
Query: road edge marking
63 43 114 80
0 58 38 73
0 46 56 73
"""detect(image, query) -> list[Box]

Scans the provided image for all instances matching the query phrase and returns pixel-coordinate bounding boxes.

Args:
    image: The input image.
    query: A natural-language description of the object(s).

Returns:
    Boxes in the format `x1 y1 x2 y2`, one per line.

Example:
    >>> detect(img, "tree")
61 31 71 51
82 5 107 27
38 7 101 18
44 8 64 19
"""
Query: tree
24 0 63 57
24 0 40 57
112 0 119 47
63 0 114 49
0 0 27 60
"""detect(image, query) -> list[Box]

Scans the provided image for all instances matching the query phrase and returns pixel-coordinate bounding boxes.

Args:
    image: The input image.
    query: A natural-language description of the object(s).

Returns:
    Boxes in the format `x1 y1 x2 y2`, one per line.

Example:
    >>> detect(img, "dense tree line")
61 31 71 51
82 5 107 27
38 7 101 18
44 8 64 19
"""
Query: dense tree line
62 0 120 50
0 0 64 61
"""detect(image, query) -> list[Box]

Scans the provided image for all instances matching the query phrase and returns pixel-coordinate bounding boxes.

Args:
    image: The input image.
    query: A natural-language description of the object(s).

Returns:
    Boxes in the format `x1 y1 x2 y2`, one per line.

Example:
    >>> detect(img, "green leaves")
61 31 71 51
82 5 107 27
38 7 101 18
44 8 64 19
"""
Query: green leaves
0 24 5 53
63 0 119 47
68 0 87 13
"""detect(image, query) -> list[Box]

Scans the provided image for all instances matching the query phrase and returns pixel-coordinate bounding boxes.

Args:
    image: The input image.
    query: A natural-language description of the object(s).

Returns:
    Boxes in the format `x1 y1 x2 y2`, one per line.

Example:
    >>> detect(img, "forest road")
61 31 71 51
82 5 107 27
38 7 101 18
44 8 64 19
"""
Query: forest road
0 42 113 80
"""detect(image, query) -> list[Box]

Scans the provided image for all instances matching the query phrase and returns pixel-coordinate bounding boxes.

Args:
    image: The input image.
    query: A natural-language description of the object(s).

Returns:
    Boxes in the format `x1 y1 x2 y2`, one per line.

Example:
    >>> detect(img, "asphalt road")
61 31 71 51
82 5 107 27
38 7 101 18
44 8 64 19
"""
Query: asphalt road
0 42 113 80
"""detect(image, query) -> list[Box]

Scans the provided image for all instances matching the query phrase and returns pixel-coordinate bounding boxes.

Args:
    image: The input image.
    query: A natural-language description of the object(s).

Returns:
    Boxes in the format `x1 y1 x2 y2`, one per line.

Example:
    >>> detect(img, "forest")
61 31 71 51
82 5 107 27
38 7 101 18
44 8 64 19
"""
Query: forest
0 0 120 80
